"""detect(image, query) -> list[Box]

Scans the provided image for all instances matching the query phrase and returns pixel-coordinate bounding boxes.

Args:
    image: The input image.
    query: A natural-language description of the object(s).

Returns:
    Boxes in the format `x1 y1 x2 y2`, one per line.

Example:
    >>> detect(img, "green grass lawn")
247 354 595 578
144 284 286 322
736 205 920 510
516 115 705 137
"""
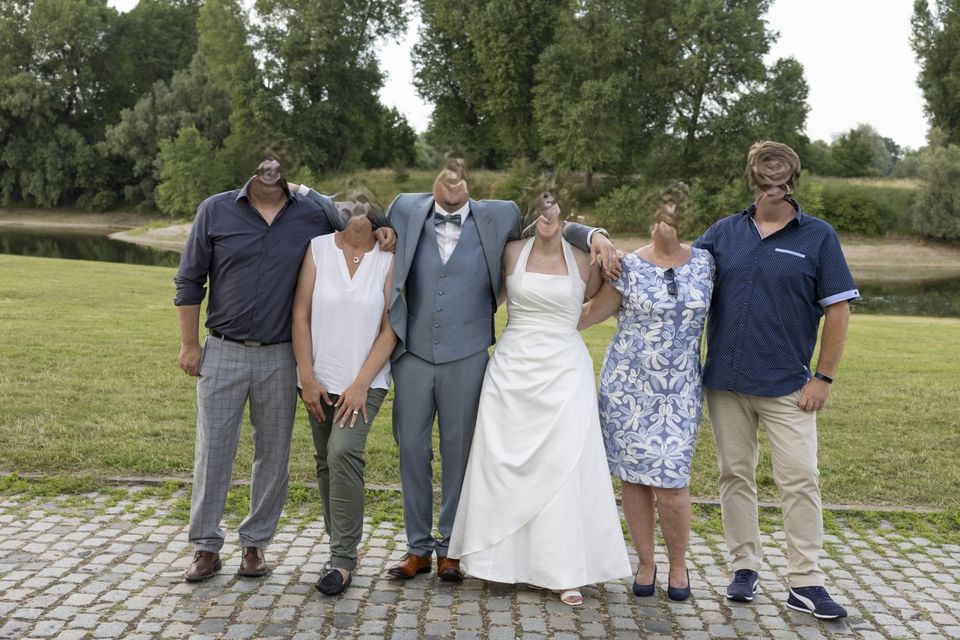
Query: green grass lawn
1 254 958 509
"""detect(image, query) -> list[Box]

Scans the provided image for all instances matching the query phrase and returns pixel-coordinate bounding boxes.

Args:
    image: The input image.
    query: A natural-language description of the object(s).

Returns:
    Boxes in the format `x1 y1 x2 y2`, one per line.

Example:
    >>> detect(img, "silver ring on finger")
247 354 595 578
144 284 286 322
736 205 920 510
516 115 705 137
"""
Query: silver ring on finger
353 410 359 415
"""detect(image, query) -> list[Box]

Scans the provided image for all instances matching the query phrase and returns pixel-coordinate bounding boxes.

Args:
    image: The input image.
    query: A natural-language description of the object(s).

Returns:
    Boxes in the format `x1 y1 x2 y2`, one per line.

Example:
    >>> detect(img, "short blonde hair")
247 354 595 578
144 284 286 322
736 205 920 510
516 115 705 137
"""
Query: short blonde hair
745 141 801 193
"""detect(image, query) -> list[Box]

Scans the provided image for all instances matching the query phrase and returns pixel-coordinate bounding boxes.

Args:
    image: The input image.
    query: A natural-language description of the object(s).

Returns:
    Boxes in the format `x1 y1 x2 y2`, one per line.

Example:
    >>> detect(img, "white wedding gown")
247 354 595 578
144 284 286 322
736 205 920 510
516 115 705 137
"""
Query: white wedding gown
449 237 631 589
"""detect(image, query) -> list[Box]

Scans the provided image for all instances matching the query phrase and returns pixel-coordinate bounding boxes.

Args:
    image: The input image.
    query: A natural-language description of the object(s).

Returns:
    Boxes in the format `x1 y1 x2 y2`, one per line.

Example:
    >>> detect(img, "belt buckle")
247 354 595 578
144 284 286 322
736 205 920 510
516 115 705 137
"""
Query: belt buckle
243 340 263 347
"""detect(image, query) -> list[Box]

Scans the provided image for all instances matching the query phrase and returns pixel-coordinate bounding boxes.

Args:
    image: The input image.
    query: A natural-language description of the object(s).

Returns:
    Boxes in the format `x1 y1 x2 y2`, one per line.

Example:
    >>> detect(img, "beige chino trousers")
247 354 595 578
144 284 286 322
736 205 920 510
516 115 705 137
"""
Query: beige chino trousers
706 388 825 587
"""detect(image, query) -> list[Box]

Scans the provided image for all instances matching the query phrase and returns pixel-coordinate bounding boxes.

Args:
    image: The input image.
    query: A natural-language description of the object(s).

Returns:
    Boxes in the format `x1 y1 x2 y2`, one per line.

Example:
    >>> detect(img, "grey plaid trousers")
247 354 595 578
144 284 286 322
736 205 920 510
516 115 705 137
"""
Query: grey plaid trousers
188 336 297 552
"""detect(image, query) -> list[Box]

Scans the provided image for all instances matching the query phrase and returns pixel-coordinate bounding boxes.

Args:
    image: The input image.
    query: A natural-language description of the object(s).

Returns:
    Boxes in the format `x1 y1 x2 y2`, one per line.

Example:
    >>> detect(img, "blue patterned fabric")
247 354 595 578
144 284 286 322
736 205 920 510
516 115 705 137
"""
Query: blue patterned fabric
598 249 714 488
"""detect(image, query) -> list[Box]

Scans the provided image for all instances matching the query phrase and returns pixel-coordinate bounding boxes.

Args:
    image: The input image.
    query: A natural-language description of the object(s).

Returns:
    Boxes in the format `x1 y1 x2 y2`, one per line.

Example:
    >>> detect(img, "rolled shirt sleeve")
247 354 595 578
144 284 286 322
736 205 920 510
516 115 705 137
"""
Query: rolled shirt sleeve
173 200 213 306
816 228 860 307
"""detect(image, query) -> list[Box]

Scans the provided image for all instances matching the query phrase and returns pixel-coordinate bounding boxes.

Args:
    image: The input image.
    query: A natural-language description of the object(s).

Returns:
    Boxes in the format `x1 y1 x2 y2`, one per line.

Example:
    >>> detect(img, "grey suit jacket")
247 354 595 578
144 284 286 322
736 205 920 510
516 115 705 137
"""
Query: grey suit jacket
387 193 594 358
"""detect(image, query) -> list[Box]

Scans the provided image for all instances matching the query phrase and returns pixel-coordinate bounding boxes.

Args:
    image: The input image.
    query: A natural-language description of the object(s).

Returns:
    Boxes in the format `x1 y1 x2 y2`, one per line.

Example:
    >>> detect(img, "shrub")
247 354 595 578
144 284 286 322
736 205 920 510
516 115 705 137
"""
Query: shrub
491 158 541 204
156 126 231 217
912 144 960 240
391 162 410 185
820 188 897 235
690 179 750 235
593 184 650 233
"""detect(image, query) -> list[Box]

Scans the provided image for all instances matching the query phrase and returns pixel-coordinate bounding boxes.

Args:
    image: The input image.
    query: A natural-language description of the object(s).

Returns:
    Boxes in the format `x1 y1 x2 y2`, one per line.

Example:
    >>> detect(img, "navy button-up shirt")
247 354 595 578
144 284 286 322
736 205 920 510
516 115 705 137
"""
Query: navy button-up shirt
693 202 859 397
173 179 337 344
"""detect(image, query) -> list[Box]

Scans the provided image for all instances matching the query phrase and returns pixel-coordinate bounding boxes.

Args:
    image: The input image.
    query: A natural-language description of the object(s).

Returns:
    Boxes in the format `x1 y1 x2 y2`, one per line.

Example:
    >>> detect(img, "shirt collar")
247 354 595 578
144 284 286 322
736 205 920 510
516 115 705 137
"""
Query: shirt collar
742 196 808 227
236 177 296 204
434 200 470 220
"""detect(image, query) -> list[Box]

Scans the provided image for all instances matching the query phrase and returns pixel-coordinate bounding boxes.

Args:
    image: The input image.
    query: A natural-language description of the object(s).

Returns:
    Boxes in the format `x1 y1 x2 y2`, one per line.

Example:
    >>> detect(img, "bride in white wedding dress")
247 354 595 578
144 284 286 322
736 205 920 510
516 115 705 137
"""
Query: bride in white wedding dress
448 193 631 605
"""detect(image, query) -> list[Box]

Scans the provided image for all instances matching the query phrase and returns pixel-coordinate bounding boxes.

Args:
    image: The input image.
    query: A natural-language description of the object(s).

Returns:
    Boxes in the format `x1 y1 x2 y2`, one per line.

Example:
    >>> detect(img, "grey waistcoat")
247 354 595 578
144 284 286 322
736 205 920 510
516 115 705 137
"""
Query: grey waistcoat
404 214 494 364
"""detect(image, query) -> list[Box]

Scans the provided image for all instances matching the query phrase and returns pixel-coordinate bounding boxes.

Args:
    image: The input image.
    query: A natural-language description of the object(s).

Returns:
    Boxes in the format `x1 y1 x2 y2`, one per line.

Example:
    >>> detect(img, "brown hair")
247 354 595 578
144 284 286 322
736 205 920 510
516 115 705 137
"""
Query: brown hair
745 141 801 193
650 181 690 230
335 188 383 220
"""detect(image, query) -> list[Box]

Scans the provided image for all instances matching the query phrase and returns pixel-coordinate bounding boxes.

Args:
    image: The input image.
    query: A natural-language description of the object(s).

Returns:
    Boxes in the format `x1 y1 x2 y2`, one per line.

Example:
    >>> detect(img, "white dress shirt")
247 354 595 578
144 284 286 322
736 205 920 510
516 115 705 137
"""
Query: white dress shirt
434 201 471 264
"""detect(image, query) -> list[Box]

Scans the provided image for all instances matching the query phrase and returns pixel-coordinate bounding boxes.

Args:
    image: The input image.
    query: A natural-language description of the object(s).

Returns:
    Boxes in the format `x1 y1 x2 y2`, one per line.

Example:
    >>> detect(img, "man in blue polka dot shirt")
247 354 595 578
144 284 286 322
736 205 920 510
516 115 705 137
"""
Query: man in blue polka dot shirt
694 141 859 620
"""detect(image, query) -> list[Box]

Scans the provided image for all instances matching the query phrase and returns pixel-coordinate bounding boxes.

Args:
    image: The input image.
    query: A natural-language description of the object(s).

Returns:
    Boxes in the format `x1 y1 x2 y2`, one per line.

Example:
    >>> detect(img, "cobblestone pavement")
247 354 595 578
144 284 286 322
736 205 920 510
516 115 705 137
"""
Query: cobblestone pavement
1 488 958 640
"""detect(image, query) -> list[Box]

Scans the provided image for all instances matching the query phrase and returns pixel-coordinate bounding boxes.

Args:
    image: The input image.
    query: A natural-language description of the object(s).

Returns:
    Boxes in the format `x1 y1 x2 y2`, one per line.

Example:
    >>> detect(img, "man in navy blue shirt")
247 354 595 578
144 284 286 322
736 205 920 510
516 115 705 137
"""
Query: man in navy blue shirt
174 158 394 583
695 142 859 620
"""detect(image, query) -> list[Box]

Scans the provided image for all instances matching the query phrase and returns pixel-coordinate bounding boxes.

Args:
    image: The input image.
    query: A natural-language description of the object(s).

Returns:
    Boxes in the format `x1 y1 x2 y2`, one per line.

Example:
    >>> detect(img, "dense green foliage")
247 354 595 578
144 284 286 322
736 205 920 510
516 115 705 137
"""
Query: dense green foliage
0 0 416 214
804 124 904 178
820 187 898 235
0 0 937 240
912 0 960 145
912 144 960 239
416 0 809 191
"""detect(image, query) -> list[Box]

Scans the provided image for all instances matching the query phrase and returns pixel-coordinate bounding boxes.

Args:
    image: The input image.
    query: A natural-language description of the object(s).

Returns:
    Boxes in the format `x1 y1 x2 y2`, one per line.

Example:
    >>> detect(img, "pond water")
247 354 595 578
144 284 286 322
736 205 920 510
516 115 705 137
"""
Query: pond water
854 278 960 318
0 226 180 267
1 227 958 317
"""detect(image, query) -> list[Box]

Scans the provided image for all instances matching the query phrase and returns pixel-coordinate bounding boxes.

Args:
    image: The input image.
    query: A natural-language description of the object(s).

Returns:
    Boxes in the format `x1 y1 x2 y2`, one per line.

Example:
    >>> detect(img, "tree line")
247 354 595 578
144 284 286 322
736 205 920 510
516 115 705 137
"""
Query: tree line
0 0 958 241
0 0 416 215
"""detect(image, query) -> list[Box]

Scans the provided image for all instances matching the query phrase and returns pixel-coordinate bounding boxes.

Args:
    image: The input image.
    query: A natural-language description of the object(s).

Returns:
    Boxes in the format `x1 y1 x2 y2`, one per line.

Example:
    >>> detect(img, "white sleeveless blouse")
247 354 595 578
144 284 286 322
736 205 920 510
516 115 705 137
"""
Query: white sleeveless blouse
308 233 392 394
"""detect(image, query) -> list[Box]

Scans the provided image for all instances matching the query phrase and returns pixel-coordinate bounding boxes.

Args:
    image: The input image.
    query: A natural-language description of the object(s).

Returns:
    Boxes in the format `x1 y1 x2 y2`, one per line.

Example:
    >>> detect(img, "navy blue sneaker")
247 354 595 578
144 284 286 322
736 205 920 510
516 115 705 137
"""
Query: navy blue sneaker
787 586 848 620
726 569 759 601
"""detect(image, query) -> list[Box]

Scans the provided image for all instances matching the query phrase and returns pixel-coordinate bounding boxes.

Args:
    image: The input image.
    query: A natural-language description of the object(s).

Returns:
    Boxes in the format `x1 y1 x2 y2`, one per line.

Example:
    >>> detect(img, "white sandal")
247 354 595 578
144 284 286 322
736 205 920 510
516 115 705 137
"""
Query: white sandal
559 589 583 606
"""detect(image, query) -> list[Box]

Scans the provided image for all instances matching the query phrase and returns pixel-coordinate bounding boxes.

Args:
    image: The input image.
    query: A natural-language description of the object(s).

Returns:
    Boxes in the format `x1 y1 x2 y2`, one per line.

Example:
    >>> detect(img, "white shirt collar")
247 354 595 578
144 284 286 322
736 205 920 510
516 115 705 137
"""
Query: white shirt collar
434 200 470 221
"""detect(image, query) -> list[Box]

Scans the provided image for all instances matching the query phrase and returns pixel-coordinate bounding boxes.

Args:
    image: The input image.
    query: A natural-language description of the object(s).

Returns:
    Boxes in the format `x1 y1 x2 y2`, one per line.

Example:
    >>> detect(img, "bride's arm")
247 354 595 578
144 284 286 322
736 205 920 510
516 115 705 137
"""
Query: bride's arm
499 240 523 307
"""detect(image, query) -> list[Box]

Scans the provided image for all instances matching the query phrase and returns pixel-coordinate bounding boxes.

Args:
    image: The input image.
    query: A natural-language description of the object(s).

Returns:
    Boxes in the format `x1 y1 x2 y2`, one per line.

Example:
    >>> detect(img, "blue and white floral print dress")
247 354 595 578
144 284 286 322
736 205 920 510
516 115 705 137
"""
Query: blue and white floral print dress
598 248 714 488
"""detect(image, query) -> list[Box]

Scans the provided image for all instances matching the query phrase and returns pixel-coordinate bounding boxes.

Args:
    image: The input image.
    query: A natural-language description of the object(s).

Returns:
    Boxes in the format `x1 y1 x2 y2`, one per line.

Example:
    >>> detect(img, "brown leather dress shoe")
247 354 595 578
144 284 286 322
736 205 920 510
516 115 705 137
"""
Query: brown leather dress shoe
184 550 221 583
237 546 268 577
437 556 464 582
386 553 432 579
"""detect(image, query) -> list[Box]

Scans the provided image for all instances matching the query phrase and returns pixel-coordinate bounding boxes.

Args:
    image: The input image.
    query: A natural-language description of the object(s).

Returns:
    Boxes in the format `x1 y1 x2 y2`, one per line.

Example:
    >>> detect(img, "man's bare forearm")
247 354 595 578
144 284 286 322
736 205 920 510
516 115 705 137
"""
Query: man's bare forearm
178 305 202 347
814 301 850 377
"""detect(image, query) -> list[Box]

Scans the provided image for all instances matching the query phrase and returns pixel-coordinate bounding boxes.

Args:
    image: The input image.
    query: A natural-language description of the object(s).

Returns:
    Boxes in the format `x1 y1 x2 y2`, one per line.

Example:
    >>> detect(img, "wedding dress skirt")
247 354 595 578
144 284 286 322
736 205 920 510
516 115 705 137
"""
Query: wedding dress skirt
448 238 631 588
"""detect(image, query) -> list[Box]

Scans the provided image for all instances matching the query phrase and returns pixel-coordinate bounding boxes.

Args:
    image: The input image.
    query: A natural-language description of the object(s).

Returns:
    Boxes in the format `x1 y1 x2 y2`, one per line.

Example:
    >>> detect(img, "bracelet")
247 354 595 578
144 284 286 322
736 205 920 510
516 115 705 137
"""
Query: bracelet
813 371 833 384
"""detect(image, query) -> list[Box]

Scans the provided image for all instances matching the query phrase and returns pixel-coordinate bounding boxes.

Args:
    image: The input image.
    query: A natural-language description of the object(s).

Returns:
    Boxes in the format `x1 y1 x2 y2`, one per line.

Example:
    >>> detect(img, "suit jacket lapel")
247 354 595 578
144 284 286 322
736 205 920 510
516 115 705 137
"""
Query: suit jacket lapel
470 199 500 299
396 197 433 288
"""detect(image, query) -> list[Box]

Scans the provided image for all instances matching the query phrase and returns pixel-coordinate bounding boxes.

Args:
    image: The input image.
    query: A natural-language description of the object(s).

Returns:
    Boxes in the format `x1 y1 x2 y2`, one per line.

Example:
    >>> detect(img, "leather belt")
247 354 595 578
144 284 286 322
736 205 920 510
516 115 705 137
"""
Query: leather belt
209 329 289 347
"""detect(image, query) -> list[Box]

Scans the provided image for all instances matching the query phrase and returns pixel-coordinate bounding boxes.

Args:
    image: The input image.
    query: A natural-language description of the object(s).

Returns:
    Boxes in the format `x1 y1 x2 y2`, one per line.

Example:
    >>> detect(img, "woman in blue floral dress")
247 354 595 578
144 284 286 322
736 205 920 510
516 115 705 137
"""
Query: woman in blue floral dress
580 189 714 601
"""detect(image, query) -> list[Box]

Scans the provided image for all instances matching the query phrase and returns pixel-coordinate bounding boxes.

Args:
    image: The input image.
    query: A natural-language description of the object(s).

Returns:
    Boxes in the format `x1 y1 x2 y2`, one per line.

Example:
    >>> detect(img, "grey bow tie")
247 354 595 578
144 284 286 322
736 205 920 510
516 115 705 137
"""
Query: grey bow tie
434 212 462 227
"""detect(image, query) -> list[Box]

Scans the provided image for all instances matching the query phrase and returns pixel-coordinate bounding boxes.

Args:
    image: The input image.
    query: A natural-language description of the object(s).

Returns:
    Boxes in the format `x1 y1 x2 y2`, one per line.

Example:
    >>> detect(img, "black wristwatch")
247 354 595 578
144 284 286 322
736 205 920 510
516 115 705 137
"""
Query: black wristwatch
813 371 833 384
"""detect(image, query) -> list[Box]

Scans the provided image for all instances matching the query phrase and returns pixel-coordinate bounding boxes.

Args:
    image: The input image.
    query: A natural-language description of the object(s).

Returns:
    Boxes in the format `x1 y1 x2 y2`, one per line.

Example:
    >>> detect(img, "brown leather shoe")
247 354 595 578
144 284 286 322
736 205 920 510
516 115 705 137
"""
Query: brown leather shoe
386 553 432 579
184 550 221 583
237 546 268 577
437 556 464 582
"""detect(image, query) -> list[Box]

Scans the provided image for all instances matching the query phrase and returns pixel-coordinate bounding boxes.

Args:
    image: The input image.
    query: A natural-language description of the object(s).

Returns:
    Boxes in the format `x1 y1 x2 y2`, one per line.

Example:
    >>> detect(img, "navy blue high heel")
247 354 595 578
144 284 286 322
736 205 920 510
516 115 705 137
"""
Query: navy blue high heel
667 569 691 601
632 566 656 597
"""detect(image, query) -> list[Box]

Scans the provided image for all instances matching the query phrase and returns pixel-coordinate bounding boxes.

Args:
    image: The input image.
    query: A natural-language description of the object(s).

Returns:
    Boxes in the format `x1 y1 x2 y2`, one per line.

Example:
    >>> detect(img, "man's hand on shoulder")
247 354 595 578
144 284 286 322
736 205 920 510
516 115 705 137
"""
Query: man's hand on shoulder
178 342 202 377
590 232 622 279
798 377 830 411
375 227 397 253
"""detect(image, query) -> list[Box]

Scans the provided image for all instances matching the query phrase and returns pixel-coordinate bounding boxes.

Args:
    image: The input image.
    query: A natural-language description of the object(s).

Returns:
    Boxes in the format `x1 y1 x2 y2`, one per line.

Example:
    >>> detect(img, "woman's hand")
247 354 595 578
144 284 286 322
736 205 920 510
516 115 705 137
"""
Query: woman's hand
301 376 333 421
333 382 368 428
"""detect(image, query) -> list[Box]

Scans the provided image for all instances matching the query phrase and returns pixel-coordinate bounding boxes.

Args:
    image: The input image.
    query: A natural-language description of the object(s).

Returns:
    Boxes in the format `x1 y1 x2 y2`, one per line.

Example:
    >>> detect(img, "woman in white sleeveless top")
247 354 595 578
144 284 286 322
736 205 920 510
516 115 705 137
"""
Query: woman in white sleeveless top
449 192 631 605
292 192 395 596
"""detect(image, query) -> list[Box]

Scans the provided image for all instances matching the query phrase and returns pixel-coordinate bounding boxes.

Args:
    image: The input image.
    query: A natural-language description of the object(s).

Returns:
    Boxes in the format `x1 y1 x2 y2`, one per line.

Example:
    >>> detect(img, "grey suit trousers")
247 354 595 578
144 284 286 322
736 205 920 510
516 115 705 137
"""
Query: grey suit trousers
392 350 489 557
188 336 297 552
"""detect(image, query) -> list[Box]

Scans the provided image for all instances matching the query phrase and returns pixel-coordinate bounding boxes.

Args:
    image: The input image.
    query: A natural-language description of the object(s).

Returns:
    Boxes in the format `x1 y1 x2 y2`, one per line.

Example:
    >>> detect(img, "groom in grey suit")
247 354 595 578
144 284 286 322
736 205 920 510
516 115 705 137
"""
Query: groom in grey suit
385 161 620 581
